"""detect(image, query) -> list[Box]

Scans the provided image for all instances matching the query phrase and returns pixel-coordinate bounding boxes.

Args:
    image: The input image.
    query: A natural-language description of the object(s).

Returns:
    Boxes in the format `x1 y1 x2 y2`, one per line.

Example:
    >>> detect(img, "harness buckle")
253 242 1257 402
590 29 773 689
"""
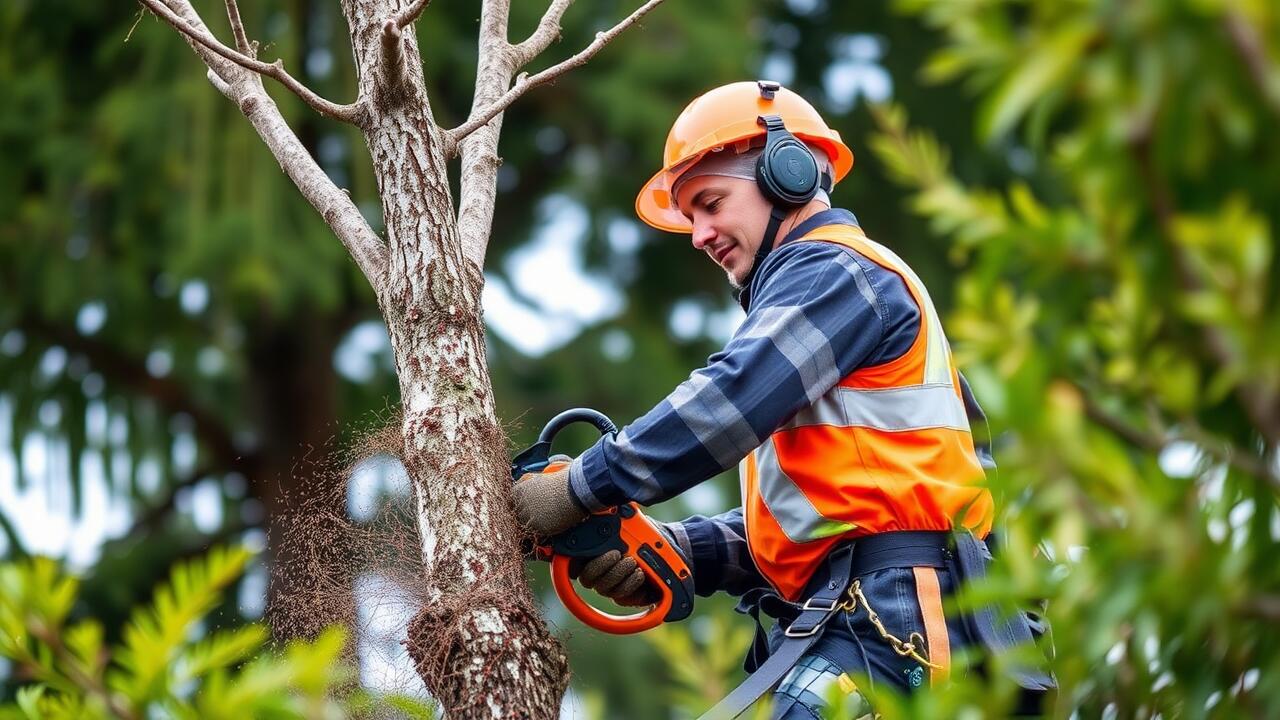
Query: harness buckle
801 596 839 612
783 620 823 638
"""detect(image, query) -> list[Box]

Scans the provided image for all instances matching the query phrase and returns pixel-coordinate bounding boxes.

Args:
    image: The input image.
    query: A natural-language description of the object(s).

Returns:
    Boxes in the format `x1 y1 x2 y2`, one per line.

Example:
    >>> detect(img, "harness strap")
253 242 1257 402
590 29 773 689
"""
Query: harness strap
849 530 951 577
699 544 855 720
705 531 1056 718
707 532 955 719
953 531 1058 692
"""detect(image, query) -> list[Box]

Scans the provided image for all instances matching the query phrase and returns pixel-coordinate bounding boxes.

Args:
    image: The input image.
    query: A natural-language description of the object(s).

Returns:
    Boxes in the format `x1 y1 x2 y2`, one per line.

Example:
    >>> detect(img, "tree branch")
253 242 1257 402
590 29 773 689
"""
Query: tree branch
395 0 434 30
1223 11 1280 116
511 0 574 67
146 1 387 285
138 0 362 123
445 0 667 153
1081 391 1279 490
455 0 517 268
222 0 252 55
206 66 232 98
379 20 411 101
28 624 140 720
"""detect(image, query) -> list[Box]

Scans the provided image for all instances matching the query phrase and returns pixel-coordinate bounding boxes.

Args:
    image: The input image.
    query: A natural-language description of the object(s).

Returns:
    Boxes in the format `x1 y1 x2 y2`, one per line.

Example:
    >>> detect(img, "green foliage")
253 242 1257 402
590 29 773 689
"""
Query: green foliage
853 0 1280 717
641 612 759 716
0 547 429 719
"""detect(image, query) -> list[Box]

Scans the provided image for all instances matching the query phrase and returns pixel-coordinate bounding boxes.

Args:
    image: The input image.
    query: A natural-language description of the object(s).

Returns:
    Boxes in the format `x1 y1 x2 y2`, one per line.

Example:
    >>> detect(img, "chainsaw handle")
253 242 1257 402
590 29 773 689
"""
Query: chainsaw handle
512 409 695 635
537 408 618 444
546 503 694 634
550 553 672 634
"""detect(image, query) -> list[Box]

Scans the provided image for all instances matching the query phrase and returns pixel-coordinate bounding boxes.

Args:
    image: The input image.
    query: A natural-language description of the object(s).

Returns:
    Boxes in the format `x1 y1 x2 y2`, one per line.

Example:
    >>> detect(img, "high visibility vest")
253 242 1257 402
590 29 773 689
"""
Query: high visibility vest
741 223 993 600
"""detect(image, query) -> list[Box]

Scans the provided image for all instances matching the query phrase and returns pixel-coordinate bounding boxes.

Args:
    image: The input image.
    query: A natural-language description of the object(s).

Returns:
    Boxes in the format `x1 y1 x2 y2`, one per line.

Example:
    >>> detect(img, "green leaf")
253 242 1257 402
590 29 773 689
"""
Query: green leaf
63 620 105 679
977 22 1095 141
15 685 44 720
110 545 252 705
179 624 268 682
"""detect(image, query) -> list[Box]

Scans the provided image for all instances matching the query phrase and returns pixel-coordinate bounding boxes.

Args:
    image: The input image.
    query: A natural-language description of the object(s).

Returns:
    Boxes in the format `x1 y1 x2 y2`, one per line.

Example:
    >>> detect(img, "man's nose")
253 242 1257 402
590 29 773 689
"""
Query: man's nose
690 221 715 250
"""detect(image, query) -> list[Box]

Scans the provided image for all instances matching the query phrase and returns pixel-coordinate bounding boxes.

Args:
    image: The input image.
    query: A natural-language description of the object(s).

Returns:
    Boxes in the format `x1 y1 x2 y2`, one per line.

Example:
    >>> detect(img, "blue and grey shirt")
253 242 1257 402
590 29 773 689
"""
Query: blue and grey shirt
566 209 987 596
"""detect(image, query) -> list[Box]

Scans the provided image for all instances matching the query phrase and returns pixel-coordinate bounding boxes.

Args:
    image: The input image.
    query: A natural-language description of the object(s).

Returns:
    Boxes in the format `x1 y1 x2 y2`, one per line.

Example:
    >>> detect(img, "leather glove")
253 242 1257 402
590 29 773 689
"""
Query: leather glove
572 523 690 607
512 465 588 539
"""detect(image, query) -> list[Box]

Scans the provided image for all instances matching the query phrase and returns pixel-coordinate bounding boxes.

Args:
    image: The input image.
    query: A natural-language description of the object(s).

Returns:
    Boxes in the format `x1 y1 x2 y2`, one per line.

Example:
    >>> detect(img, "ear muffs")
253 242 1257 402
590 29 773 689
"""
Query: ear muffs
755 114 820 207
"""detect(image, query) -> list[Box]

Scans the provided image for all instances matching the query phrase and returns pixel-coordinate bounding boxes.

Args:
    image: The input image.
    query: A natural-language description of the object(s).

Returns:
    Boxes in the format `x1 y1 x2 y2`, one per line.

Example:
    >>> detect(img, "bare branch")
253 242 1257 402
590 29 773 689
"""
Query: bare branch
236 88 389 283
455 0 517 267
223 0 252 55
1224 11 1280 116
446 0 667 152
512 0 574 67
1081 390 1279 489
138 0 362 123
206 66 233 97
380 20 411 99
395 0 434 30
153 1 386 285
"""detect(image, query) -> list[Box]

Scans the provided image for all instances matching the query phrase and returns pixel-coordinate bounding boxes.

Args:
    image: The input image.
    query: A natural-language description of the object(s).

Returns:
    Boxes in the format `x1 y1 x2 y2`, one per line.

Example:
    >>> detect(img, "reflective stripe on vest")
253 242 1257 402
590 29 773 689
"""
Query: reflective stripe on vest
784 383 969 433
756 437 857 543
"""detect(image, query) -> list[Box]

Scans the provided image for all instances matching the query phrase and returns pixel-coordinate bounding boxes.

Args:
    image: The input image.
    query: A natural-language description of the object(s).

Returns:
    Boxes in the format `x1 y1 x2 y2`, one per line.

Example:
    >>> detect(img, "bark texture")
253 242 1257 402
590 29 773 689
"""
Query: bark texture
342 2 568 716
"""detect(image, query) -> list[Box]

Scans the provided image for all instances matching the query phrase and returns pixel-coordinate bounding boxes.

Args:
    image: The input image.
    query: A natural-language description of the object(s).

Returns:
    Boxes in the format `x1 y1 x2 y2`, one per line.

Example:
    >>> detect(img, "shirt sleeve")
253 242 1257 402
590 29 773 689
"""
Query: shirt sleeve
662 508 766 597
567 239 918 511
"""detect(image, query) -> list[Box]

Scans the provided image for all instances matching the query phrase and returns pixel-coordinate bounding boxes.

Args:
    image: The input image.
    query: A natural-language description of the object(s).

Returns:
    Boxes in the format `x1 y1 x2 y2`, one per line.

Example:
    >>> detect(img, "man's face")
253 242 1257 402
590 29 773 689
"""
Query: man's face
675 175 771 288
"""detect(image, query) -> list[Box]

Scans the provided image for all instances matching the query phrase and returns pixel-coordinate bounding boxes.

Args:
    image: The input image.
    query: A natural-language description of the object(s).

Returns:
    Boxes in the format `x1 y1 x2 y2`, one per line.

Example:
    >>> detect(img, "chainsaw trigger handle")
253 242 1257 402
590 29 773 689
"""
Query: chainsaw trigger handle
549 503 694 634
551 553 670 634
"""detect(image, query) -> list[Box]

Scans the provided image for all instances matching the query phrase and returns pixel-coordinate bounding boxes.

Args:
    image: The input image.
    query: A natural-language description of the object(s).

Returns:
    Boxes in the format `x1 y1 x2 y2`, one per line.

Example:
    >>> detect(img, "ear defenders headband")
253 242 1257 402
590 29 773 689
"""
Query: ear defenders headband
755 114 820 207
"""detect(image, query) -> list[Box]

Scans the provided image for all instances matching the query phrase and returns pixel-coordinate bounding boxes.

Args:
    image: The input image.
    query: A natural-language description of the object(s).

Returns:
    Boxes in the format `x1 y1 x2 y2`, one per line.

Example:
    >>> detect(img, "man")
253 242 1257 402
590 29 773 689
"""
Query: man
514 81 1052 718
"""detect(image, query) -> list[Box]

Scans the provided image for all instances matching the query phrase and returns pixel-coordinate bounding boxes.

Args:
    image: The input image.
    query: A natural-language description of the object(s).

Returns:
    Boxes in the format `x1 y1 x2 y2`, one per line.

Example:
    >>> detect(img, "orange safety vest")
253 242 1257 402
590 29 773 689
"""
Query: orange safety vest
741 223 994 600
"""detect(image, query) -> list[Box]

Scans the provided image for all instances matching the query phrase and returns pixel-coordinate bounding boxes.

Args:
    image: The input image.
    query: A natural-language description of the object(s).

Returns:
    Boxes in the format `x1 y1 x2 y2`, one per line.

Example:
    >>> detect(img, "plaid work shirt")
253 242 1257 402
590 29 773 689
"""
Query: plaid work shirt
567 209 990 597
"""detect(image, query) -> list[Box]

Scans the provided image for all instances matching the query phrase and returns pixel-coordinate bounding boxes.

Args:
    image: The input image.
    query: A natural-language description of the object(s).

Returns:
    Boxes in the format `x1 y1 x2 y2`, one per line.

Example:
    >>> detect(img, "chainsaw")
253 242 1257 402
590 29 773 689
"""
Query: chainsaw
511 408 695 634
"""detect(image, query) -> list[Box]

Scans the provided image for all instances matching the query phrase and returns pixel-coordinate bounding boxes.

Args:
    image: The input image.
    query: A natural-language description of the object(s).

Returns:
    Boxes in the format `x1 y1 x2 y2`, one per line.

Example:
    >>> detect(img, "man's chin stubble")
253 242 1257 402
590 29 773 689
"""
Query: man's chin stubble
726 264 749 290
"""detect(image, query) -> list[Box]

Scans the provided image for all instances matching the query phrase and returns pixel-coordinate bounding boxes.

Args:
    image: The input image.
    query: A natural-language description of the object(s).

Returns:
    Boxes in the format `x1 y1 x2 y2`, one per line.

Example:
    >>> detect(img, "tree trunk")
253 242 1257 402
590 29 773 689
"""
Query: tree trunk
341 2 569 715
141 0 664 712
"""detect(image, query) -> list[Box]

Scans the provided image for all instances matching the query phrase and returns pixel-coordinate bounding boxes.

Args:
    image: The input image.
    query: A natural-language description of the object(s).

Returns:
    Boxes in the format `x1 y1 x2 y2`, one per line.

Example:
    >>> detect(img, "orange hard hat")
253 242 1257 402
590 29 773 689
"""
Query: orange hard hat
636 81 854 233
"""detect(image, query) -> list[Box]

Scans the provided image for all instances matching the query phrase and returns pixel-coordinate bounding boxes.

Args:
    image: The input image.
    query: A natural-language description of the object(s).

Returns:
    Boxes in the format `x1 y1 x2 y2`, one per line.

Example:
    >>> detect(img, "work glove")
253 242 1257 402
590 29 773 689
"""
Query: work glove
512 459 588 539
572 523 689 608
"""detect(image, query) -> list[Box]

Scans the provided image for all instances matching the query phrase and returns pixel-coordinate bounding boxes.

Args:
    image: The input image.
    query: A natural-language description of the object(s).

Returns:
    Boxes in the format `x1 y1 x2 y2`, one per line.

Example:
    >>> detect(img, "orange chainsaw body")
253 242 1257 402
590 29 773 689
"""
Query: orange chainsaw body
513 410 695 635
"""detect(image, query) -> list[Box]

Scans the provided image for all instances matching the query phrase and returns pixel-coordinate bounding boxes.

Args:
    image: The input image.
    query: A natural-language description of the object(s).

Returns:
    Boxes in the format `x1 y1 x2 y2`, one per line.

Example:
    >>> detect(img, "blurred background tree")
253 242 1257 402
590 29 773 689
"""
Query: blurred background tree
1 0 1276 717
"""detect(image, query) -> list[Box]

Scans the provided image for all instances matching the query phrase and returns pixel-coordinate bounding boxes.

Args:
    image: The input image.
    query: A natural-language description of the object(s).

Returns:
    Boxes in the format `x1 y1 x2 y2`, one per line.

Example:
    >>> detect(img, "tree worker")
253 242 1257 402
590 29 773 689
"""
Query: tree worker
513 80 1054 718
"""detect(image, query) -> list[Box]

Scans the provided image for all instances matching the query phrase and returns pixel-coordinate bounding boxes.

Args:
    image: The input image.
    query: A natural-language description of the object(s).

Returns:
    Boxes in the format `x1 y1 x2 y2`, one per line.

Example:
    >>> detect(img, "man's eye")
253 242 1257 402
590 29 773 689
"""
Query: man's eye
706 199 722 213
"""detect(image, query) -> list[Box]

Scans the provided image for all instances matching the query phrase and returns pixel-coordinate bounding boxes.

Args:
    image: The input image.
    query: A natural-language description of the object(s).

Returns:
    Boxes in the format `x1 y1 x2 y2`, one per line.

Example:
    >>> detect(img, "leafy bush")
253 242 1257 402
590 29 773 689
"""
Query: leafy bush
0 546 435 719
